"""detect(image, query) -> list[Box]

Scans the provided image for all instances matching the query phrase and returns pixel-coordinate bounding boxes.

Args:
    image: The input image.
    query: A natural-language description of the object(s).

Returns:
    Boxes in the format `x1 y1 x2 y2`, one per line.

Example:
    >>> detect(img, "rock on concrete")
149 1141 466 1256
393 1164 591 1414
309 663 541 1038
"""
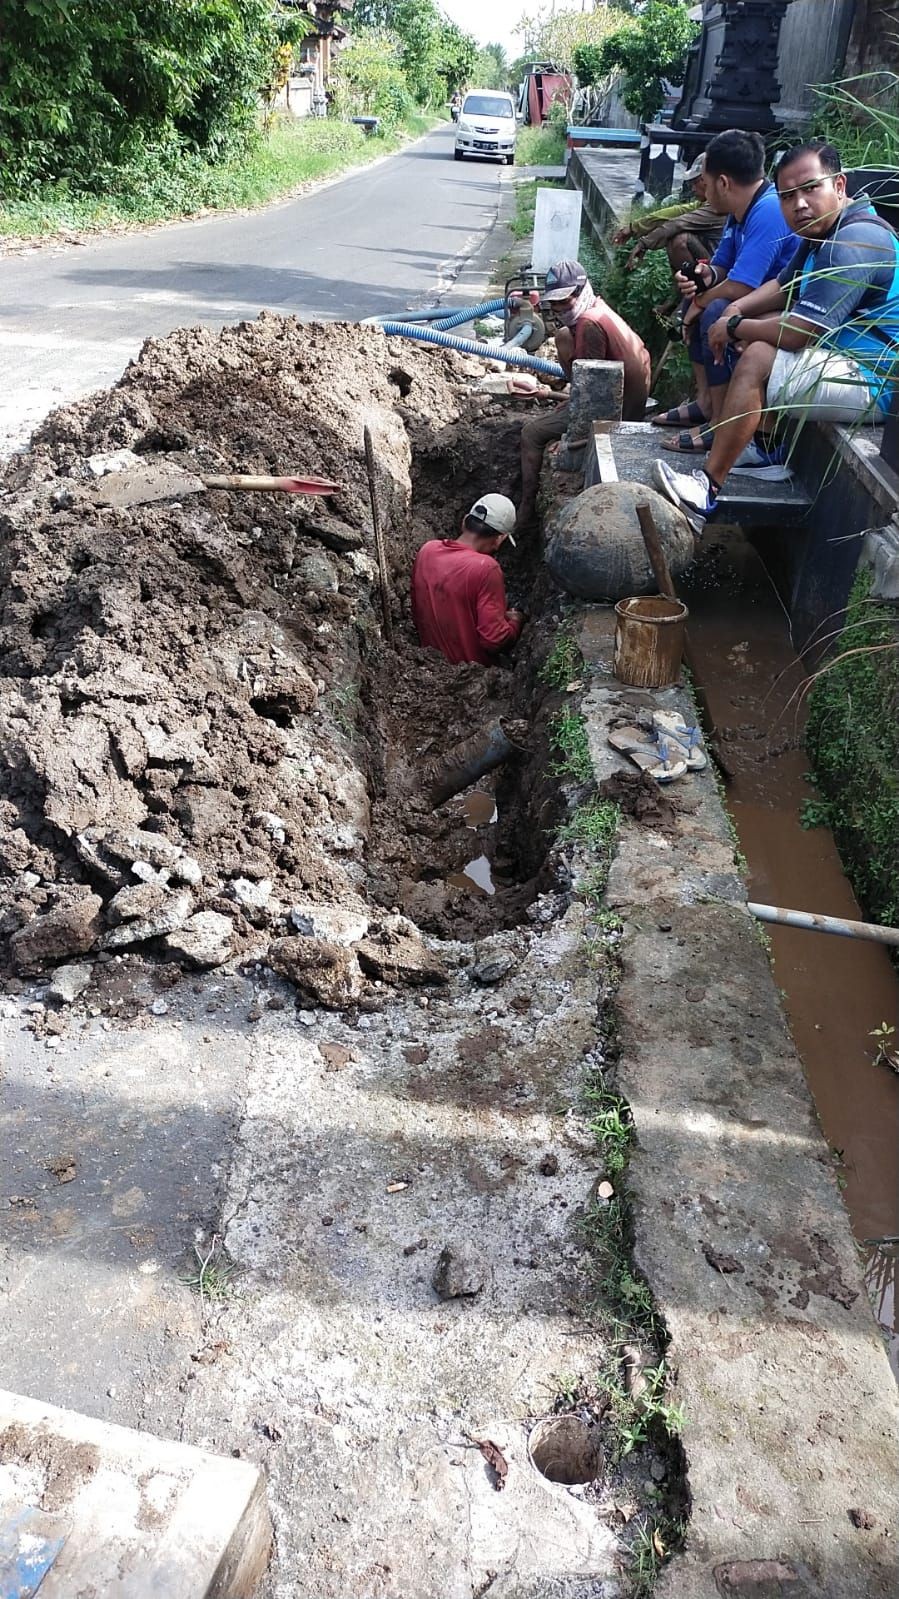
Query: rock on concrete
101 886 194 949
289 900 370 946
0 1386 271 1597
266 935 364 1007
48 962 93 1005
432 1242 486 1299
545 482 695 601
162 911 237 968
10 892 104 974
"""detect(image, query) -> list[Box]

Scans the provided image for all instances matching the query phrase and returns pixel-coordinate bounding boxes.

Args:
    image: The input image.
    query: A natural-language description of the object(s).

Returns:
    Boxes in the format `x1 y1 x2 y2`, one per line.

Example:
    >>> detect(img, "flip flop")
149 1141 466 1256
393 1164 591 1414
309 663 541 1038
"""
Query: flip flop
652 711 707 771
608 726 687 784
650 400 709 429
660 427 714 453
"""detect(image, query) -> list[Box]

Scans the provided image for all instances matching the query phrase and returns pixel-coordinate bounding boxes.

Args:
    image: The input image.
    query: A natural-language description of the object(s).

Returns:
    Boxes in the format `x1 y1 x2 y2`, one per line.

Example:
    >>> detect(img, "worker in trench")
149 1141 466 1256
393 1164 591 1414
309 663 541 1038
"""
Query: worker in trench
411 494 523 666
516 259 651 535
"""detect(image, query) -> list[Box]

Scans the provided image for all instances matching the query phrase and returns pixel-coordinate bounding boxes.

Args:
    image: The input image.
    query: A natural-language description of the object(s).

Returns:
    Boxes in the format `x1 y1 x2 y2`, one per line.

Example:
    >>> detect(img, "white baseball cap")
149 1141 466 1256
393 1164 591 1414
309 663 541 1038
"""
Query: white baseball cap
468 493 517 544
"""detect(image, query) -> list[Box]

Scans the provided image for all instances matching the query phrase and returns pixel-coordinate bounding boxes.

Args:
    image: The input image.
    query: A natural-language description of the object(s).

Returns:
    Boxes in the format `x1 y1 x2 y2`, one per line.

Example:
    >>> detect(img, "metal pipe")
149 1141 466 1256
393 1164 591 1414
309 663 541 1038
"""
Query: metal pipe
748 902 899 948
378 320 565 379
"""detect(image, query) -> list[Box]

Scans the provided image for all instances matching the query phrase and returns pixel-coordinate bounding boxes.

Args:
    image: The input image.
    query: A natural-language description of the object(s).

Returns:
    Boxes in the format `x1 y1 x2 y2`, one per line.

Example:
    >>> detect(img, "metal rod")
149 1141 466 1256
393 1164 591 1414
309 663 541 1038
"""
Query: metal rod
363 425 394 649
748 902 899 948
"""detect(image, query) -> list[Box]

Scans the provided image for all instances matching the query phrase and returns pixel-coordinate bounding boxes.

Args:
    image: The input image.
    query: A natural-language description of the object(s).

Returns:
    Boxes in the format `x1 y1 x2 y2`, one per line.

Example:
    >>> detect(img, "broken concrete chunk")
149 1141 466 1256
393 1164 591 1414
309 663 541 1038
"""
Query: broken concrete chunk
48 962 93 1005
131 861 170 885
11 893 104 975
101 887 194 949
170 854 202 886
77 825 184 880
107 881 173 926
85 448 143 479
471 951 517 985
230 877 273 913
267 936 364 1008
355 924 446 987
289 901 369 947
432 1243 486 1300
255 812 286 843
163 911 236 969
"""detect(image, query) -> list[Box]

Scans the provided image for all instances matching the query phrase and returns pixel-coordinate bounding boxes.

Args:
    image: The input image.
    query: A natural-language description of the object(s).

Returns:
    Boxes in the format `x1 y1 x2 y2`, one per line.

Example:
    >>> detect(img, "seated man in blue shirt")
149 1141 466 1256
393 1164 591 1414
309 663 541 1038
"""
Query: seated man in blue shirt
653 128 798 450
654 140 899 522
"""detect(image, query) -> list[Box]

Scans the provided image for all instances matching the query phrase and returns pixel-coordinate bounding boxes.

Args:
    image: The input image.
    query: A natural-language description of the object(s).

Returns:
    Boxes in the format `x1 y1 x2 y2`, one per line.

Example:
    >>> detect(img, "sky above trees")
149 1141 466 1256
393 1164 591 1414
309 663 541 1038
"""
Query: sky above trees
441 0 521 55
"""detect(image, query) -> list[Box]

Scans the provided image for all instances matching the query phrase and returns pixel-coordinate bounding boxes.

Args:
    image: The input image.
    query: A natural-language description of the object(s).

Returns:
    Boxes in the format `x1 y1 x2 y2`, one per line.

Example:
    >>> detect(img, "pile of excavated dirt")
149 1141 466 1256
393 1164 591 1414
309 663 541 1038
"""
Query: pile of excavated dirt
0 315 546 995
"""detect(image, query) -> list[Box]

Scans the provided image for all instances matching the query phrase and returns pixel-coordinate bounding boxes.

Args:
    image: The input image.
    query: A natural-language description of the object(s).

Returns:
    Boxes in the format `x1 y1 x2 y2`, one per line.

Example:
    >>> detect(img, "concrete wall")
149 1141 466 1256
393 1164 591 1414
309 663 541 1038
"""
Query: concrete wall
777 0 857 124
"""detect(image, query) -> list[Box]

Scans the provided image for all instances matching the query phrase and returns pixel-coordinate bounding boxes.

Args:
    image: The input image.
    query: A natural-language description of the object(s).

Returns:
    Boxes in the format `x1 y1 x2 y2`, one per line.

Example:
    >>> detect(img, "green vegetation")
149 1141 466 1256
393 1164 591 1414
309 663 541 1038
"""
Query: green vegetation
574 0 699 123
548 709 593 784
806 570 899 930
799 796 833 830
516 124 567 168
812 71 899 170
182 1237 238 1304
539 626 585 689
0 114 431 237
0 0 472 236
558 796 619 855
584 1082 632 1175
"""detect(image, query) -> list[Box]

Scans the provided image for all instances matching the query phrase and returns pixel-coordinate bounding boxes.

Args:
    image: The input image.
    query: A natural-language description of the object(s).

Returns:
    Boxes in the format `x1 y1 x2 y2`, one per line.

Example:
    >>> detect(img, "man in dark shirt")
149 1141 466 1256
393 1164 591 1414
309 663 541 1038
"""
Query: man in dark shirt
654 140 899 522
411 495 522 666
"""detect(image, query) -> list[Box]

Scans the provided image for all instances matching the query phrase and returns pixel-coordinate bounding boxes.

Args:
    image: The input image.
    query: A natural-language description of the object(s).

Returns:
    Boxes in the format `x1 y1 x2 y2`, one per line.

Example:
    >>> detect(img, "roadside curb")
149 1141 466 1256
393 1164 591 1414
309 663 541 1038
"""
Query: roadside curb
571 605 899 1598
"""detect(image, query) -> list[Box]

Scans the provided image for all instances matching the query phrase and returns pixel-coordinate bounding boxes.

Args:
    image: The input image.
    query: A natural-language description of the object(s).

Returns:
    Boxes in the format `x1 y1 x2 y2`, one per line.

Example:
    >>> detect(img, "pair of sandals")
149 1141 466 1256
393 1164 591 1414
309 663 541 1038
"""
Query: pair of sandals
608 711 707 784
651 399 712 454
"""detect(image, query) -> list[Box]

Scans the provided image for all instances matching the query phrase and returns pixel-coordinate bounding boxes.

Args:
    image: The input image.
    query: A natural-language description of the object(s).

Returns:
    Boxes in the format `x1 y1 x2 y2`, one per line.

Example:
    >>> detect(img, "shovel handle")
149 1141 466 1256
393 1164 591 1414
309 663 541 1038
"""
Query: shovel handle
202 474 340 495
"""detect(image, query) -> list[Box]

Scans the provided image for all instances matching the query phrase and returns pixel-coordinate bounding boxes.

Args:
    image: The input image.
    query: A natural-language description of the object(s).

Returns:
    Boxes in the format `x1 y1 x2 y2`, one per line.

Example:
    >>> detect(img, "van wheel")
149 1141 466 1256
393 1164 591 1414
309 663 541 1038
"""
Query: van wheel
454 149 464 161
505 153 515 166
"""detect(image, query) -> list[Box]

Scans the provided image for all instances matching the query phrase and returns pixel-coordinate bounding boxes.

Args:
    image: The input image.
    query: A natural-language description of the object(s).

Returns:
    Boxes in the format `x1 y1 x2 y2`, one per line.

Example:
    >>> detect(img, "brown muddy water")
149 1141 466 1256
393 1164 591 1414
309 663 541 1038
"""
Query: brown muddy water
682 526 899 1377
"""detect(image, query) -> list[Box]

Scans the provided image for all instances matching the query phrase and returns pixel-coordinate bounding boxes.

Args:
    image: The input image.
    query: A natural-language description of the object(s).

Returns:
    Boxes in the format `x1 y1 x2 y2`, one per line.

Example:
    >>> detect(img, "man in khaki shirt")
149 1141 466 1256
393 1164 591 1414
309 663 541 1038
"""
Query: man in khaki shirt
613 156 725 276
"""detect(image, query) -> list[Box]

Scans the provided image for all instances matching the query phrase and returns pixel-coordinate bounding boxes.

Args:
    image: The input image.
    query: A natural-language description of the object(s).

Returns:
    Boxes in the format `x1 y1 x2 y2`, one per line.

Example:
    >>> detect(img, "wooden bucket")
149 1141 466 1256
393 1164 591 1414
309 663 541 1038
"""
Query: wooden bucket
613 594 688 688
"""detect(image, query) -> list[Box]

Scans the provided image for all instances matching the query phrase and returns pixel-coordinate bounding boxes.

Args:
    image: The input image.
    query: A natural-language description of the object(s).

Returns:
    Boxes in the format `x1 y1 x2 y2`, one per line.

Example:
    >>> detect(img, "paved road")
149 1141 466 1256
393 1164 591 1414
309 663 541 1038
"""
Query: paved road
0 123 511 453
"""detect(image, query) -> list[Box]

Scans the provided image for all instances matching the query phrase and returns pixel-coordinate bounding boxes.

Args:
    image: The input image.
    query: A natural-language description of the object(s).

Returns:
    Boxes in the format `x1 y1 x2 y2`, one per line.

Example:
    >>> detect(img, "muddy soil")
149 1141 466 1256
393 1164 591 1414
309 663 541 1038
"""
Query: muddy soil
0 315 555 990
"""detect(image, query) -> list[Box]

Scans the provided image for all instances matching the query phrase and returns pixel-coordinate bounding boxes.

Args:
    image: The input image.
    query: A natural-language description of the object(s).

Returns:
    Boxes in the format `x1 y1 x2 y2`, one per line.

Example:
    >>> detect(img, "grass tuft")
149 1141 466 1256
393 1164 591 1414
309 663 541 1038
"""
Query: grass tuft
539 626 585 690
548 709 593 784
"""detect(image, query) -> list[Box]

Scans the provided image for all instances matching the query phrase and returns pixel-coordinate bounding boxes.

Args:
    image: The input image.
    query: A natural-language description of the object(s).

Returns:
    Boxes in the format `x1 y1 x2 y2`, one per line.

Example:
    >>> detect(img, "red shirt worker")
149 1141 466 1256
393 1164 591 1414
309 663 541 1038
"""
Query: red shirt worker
411 494 522 667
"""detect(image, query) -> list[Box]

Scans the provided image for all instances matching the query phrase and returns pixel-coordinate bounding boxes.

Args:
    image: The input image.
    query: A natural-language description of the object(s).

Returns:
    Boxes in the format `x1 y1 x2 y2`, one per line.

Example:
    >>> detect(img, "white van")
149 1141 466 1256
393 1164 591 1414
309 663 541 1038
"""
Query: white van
454 90 517 165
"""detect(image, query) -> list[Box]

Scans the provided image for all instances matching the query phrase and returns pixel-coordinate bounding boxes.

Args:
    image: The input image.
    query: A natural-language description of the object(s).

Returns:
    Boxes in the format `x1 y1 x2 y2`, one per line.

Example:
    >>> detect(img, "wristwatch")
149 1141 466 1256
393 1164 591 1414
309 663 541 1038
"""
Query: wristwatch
726 313 744 342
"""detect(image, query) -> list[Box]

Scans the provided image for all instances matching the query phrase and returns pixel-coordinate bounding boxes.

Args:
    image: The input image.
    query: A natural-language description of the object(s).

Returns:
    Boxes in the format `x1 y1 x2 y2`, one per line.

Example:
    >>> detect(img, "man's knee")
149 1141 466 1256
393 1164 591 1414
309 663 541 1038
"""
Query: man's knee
699 297 730 338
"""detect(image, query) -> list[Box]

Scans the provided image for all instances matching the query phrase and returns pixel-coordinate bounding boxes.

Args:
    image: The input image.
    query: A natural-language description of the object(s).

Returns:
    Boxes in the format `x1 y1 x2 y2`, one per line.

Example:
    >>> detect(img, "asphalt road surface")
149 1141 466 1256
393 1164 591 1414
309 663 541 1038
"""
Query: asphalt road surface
0 123 512 454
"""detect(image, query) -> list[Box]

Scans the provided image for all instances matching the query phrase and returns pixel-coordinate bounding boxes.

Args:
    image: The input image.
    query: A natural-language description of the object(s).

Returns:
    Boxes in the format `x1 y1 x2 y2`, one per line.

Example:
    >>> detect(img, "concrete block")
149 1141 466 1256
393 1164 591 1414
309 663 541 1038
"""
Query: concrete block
565 359 623 447
0 1388 271 1597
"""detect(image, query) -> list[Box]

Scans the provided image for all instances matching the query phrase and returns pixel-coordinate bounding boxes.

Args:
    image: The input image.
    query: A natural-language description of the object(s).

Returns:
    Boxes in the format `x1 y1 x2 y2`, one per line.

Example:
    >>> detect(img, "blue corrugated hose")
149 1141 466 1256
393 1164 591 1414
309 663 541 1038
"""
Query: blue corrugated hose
379 320 565 379
433 298 507 331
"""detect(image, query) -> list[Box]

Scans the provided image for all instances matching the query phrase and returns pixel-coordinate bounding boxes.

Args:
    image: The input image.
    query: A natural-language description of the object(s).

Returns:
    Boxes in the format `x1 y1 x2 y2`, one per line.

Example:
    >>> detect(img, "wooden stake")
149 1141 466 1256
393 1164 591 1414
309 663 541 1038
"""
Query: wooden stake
363 425 394 648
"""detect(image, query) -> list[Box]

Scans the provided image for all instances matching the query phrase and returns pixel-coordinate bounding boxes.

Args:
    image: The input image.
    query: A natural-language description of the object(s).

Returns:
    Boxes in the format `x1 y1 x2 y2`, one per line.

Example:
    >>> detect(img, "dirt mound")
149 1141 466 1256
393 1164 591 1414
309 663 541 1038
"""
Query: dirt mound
0 316 525 982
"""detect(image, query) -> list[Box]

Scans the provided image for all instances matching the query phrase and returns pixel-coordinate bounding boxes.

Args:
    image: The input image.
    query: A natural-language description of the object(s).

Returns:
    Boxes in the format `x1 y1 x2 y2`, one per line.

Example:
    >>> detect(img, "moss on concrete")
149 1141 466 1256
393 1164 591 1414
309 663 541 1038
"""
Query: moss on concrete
806 569 899 929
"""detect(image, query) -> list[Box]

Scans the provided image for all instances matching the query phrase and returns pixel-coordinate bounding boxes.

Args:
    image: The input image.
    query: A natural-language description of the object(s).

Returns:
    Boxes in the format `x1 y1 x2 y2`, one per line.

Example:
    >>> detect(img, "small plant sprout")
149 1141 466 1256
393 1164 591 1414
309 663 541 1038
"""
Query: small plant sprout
182 1234 238 1304
548 709 593 784
869 1021 899 1075
540 627 585 690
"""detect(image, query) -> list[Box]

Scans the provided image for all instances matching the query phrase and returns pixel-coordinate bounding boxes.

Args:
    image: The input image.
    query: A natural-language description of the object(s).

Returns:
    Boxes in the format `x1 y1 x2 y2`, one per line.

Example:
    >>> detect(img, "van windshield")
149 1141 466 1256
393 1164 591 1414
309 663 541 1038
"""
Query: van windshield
463 95 513 118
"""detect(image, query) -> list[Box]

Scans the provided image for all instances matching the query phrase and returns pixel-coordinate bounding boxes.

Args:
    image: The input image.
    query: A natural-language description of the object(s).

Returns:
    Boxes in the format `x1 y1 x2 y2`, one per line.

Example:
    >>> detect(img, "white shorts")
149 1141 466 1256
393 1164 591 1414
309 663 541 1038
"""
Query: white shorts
767 346 887 424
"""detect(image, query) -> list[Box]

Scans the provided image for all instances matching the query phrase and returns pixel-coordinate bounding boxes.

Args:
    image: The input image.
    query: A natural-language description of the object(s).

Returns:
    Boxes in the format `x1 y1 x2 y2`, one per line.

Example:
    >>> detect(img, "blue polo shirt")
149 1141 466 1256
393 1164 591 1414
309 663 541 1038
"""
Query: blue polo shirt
712 180 798 289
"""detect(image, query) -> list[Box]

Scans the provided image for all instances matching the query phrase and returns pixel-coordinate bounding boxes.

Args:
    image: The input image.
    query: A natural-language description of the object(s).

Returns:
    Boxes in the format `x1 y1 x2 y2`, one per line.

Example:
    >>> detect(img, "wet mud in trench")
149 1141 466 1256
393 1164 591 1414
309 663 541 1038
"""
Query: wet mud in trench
682 527 899 1376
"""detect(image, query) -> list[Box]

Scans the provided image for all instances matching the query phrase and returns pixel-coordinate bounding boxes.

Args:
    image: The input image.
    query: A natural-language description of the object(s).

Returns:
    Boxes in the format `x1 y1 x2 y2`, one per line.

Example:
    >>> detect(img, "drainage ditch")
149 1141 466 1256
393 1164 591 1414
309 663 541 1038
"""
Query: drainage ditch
682 525 899 1378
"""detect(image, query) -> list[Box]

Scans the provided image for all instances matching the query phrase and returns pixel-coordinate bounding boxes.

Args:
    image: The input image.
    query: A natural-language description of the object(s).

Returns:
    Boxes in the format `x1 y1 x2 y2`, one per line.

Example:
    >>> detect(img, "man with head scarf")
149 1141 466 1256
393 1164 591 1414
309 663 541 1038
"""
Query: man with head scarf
516 259 650 534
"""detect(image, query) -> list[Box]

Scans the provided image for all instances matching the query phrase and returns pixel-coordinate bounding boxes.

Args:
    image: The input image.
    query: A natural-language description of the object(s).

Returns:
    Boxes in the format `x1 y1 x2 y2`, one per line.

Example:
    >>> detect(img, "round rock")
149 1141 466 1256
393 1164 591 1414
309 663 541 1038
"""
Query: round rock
545 482 695 602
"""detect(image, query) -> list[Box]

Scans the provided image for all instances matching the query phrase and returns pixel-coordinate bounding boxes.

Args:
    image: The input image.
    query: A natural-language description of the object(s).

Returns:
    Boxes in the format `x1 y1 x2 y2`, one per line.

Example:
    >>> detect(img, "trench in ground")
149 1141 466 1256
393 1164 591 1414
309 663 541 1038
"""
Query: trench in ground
681 526 899 1379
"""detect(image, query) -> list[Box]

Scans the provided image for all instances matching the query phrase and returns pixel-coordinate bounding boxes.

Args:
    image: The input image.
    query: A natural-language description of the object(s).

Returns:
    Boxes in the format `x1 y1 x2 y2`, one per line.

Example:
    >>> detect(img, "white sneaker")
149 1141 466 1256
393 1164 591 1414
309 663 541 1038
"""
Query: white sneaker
653 459 718 520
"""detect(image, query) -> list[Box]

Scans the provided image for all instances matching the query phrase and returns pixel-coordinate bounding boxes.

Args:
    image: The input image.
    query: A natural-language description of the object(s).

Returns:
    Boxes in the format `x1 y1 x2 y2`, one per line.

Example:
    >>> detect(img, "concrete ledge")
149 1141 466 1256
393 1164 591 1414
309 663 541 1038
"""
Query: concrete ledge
0 1388 271 1596
574 608 899 1599
566 148 640 255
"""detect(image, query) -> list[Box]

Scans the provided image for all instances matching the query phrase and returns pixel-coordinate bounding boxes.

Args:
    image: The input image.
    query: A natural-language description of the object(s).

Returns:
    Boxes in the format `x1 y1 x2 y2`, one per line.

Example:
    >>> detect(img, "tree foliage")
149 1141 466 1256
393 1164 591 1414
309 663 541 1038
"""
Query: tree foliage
585 0 699 123
0 0 293 193
351 0 477 100
474 43 509 90
514 3 622 70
